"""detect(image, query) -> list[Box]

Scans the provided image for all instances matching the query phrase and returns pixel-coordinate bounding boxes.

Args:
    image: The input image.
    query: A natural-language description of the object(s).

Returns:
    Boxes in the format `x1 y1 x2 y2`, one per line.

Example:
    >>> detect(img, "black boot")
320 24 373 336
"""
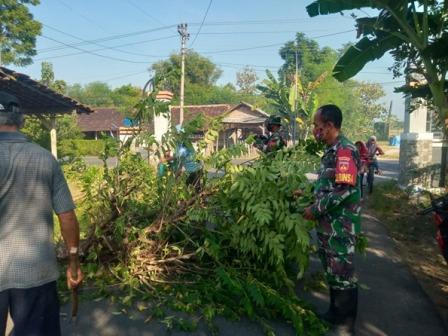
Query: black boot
320 287 358 334
319 287 336 322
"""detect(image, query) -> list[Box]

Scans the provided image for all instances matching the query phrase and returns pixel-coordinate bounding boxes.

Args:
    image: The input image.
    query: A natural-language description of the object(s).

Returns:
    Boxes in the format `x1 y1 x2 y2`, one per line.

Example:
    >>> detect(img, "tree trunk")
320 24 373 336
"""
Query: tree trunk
440 132 447 187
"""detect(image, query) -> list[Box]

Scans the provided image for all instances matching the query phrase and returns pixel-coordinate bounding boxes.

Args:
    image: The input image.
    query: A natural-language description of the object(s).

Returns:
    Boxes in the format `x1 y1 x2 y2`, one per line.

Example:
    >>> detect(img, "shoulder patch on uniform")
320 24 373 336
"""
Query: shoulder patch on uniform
335 148 357 186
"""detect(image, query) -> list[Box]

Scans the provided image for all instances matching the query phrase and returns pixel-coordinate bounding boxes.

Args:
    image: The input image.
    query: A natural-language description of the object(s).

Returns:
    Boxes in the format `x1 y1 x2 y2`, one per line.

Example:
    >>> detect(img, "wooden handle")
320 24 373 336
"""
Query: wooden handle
69 252 79 320
69 253 78 281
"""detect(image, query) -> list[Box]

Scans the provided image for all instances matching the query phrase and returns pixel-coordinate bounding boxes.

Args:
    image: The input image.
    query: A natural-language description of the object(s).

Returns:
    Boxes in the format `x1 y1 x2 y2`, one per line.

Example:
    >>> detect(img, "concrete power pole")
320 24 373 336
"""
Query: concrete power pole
293 48 299 144
386 100 393 139
177 23 189 126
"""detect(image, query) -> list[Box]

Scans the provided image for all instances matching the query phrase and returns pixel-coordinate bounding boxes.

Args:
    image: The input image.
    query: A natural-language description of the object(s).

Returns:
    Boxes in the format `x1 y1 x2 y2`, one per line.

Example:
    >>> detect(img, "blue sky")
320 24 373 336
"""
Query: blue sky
11 0 406 119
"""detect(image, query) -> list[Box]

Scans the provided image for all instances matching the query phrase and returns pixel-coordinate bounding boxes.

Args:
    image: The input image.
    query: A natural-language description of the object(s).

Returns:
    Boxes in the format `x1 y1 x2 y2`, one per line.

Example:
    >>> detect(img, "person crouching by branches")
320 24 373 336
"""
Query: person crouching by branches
157 147 175 178
174 142 203 193
158 126 203 193
302 104 361 335
254 115 286 153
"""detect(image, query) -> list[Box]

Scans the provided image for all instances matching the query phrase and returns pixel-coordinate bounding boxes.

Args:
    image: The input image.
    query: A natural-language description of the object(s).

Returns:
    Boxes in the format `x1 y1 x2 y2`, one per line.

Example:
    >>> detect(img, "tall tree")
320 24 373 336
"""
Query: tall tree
41 62 67 94
278 33 338 86
112 84 141 116
343 82 387 140
152 51 222 95
306 0 448 184
236 66 259 94
0 0 42 66
23 62 83 150
66 82 114 107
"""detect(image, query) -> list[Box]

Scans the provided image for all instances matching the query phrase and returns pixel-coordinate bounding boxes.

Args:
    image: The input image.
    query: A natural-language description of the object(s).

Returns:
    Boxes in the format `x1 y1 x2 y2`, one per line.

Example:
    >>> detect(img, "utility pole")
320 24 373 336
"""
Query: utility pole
0 32 3 66
293 48 299 145
177 23 189 126
386 100 393 139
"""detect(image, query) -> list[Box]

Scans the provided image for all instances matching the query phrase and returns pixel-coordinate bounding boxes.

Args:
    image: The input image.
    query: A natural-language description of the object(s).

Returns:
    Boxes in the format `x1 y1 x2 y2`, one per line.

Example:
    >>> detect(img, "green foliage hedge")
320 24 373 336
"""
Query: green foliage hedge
60 139 105 157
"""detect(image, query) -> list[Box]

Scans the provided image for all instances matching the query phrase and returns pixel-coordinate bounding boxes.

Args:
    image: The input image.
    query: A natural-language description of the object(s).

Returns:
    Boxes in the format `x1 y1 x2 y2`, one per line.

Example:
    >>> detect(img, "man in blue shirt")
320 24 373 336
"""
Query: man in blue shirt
174 142 203 193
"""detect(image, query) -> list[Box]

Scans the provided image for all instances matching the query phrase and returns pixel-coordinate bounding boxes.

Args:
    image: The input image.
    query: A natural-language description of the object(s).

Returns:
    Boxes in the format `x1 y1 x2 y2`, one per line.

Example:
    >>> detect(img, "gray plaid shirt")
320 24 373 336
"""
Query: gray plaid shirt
0 132 75 291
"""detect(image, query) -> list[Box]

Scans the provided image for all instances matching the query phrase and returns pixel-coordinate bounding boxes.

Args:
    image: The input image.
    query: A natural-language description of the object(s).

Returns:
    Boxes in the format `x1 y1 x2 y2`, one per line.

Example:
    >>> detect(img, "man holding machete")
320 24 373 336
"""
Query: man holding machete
0 93 83 335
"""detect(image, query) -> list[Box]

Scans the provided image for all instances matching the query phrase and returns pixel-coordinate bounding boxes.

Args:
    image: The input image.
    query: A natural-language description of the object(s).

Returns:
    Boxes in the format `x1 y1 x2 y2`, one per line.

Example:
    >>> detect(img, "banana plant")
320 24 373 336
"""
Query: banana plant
289 72 327 140
306 0 448 185
306 0 447 113
258 70 326 142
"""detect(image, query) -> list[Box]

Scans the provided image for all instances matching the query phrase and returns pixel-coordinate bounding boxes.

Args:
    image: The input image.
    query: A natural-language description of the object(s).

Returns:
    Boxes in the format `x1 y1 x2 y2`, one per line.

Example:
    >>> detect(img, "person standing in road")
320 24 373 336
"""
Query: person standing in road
303 104 361 334
355 140 369 198
366 135 384 175
0 94 83 336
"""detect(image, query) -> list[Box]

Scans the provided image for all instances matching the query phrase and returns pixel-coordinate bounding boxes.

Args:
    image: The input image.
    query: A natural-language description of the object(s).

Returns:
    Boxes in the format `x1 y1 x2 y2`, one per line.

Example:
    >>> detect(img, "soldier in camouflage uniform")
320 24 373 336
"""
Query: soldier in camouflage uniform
303 104 361 334
254 115 286 153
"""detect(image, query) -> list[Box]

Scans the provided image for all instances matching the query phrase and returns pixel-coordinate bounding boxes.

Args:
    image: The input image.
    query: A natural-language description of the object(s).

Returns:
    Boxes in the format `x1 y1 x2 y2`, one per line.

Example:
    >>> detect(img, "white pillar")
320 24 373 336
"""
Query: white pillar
50 115 57 159
399 96 433 186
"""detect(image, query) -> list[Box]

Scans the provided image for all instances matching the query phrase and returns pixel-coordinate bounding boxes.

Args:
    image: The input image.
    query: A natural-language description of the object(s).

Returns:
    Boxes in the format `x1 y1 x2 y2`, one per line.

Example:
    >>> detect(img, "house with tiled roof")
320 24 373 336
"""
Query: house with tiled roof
0 66 92 158
77 100 269 153
165 102 268 149
77 108 124 139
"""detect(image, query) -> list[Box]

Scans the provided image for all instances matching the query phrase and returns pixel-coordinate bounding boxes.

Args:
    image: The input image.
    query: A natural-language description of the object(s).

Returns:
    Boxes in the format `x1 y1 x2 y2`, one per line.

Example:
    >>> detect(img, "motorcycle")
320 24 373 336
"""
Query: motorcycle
417 193 448 263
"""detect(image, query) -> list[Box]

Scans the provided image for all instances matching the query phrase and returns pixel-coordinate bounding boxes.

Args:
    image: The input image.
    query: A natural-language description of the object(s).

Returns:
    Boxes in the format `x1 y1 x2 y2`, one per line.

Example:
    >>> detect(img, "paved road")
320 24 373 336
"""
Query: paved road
83 156 400 181
8 159 416 335
7 212 445 336
376 159 399 180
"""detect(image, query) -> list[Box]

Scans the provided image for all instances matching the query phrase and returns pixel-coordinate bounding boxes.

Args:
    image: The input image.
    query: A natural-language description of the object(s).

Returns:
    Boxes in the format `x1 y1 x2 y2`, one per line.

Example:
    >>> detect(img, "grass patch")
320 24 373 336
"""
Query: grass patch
377 141 400 160
54 179 89 242
366 181 434 242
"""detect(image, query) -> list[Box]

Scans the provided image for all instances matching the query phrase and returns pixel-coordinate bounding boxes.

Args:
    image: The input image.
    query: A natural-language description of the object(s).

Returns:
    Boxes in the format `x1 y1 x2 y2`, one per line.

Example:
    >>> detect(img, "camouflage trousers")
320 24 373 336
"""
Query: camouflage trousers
317 215 358 290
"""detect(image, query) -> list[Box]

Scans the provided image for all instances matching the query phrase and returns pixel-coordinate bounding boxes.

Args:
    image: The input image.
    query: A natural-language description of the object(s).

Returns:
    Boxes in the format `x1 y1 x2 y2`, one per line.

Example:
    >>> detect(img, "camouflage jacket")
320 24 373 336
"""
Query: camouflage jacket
254 131 286 153
310 135 361 233
267 131 286 152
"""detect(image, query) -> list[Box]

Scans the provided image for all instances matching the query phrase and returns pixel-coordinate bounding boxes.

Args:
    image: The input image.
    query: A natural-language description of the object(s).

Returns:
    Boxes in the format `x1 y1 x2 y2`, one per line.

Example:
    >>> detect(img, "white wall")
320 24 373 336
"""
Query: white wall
154 114 170 142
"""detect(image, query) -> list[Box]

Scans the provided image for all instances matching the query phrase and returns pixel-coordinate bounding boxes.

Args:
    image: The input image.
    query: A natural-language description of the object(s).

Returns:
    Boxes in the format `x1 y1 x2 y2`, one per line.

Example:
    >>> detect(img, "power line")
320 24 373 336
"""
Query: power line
41 24 175 58
40 17 319 53
216 63 394 78
198 29 328 35
37 17 347 54
191 17 346 26
190 0 213 47
39 35 153 64
35 28 356 63
124 0 166 27
74 69 150 83
37 24 177 53
57 0 110 34
219 62 278 68
315 81 405 90
35 35 174 61
101 71 149 83
198 30 355 54
38 27 331 54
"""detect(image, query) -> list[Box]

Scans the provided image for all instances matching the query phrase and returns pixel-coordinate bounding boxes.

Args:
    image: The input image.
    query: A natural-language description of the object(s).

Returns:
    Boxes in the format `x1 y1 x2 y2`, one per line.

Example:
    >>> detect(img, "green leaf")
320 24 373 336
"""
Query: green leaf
333 35 402 81
306 0 402 17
